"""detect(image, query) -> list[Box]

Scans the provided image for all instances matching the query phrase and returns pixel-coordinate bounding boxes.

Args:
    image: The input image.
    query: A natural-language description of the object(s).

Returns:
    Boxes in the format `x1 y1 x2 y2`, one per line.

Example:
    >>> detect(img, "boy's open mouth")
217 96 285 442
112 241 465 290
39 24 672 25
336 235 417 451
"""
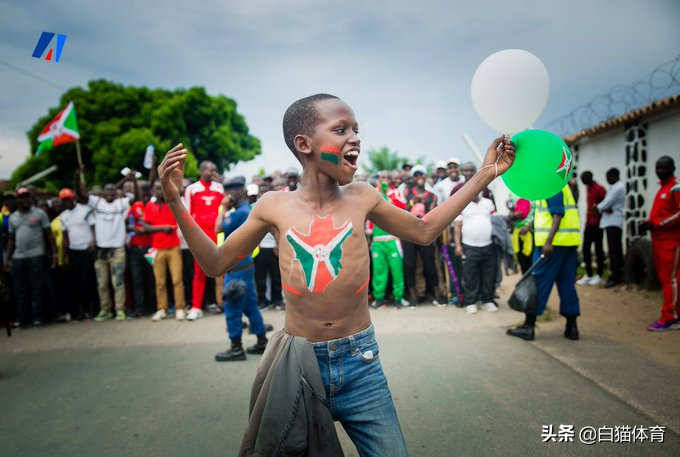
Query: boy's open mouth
343 150 359 166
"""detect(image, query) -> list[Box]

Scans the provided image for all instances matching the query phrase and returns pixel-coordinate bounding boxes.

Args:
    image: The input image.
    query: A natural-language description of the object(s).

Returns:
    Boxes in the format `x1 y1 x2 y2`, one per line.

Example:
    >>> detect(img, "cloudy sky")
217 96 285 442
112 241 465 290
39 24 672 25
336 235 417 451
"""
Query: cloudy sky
1 0 679 180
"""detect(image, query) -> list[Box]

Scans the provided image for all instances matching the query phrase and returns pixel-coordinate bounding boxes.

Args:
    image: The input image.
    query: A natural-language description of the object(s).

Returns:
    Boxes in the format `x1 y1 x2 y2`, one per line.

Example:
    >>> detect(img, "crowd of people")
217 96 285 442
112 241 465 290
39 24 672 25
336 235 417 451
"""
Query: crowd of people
0 155 677 336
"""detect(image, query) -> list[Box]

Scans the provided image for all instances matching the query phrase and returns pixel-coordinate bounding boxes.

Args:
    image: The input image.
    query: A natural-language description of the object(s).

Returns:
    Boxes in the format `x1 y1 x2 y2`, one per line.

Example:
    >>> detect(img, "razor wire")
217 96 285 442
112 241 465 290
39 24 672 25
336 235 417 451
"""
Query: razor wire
543 54 680 137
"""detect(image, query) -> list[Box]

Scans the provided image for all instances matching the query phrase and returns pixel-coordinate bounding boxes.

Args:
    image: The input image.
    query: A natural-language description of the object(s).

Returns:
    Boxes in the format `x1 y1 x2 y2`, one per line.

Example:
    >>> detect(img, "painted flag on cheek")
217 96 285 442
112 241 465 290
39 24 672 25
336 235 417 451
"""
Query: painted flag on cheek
320 146 341 165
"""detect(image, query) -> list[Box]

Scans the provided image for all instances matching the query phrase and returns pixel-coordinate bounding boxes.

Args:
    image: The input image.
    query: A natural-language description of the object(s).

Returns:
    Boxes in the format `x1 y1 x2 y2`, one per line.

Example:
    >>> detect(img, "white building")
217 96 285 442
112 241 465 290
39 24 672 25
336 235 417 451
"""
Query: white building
564 93 680 249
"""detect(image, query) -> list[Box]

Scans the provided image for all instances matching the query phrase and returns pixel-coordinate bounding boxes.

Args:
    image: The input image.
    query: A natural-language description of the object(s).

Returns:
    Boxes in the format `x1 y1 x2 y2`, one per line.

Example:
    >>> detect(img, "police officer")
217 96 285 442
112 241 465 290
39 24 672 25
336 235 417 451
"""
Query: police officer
507 184 581 341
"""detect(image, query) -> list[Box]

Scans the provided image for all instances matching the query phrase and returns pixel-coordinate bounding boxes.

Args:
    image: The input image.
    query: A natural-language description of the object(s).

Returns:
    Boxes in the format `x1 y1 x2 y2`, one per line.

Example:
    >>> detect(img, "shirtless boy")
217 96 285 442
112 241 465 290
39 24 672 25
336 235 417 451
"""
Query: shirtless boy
158 94 515 455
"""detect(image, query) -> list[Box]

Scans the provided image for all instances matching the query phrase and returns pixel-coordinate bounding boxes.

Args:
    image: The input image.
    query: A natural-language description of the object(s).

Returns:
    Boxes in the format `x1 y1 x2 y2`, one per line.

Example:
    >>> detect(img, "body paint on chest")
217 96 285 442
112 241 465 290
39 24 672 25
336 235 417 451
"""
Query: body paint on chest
320 146 340 165
286 214 353 293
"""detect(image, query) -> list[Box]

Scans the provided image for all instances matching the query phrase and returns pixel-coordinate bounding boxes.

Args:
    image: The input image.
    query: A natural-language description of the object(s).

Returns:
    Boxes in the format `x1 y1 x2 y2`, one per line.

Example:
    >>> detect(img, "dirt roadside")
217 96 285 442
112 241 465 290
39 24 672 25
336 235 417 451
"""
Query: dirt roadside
531 277 679 369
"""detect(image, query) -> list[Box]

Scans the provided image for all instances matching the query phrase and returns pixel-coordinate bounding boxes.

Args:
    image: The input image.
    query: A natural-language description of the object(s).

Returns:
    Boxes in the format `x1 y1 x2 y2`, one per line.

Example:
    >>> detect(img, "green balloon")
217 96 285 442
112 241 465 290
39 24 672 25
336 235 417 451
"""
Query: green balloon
502 129 574 201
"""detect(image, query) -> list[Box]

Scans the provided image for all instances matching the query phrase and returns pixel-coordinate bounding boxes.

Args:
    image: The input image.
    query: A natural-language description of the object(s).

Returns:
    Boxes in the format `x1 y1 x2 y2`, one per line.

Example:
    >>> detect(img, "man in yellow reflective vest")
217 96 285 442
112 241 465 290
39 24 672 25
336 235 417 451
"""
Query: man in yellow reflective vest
507 184 581 341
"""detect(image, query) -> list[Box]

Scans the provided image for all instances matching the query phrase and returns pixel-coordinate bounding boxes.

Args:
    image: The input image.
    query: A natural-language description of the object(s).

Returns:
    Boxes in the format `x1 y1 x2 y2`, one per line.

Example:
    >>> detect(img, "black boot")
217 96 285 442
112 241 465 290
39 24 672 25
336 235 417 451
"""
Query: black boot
564 316 579 340
249 323 274 334
215 339 246 362
246 335 268 355
506 314 536 341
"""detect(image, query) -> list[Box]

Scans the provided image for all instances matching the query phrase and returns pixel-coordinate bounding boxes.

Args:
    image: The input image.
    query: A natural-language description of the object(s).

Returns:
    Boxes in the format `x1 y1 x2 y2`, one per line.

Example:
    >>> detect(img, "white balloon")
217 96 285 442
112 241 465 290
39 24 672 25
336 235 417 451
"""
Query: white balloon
471 49 549 134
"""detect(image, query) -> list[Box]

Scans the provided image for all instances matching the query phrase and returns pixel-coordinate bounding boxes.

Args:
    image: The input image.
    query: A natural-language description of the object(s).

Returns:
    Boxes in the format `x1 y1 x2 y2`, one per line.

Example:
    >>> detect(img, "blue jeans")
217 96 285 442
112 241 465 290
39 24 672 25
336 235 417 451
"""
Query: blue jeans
313 325 409 457
223 266 266 340
532 246 580 317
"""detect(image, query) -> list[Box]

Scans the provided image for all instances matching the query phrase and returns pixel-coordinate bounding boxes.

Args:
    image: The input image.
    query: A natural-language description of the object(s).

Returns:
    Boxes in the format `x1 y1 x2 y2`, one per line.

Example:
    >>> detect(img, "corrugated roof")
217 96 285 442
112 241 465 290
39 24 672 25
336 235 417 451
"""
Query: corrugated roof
564 93 680 144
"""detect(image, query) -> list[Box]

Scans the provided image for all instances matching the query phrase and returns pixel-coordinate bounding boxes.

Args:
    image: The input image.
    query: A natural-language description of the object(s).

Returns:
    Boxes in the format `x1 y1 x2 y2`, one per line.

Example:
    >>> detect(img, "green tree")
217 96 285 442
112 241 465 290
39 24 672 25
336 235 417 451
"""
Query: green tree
13 80 261 188
362 146 410 174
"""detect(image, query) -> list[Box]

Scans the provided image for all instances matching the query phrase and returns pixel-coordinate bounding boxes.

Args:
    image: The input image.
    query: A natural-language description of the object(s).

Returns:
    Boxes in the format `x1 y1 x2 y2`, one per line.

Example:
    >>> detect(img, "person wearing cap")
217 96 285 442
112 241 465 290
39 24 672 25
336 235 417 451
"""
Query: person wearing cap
402 166 440 306
282 169 300 192
433 161 448 185
214 177 269 361
246 183 260 205
433 157 465 205
60 187 98 320
5 188 57 327
183 160 224 321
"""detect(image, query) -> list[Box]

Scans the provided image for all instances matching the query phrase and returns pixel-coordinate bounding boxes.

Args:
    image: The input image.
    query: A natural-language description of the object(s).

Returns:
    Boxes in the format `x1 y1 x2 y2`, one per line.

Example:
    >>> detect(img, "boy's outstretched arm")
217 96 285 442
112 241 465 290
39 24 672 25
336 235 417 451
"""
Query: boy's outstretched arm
158 144 270 277
368 136 515 245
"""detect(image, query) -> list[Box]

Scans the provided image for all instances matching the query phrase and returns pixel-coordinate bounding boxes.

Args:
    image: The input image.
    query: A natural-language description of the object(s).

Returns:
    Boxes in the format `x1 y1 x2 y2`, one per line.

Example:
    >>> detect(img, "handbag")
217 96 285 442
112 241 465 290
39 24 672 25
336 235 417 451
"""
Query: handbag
507 256 544 314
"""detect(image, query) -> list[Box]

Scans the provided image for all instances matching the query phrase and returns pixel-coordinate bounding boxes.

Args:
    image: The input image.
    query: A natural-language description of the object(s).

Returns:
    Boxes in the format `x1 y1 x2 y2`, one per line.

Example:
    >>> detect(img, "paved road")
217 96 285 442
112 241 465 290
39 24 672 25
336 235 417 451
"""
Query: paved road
1 300 678 456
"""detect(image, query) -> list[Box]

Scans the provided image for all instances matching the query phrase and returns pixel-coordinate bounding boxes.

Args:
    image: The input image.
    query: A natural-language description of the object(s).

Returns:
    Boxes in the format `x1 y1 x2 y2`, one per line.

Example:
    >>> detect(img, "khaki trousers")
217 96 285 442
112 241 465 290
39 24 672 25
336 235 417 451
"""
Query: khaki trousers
152 246 185 311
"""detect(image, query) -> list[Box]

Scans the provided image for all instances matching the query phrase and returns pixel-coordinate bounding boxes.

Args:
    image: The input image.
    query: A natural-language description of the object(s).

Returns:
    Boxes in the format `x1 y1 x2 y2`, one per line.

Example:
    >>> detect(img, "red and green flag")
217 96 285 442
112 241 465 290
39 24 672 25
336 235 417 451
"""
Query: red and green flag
36 101 80 154
286 215 353 293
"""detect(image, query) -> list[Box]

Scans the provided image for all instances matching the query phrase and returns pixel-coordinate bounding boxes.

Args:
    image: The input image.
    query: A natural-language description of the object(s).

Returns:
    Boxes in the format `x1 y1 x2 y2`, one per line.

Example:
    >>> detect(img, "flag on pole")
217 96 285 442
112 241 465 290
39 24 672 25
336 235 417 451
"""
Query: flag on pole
36 101 80 154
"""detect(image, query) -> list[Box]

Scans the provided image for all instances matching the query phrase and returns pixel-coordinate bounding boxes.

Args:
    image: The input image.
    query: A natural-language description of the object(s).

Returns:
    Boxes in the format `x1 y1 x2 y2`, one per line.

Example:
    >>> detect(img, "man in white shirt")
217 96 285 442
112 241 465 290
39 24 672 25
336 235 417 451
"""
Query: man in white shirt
60 188 98 320
597 168 626 288
454 193 497 314
78 178 135 321
433 157 465 205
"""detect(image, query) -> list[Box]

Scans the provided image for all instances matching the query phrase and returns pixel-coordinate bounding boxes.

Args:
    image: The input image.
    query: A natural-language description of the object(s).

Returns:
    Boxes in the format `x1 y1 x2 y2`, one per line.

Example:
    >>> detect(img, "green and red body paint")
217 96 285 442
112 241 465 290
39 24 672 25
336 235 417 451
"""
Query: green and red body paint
320 146 341 165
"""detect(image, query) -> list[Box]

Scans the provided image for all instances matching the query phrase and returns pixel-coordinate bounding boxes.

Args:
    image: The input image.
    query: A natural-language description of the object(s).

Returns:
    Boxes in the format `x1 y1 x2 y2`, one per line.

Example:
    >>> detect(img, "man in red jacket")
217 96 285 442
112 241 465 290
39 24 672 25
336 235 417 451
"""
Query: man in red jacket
641 156 680 331
183 161 224 321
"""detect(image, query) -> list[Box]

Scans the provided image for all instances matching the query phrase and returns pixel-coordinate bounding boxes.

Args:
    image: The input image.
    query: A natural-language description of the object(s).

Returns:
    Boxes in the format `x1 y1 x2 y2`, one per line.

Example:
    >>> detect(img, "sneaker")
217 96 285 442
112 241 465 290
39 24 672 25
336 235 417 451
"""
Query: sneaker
588 275 602 286
576 275 592 286
647 320 675 332
481 302 499 313
207 303 222 314
465 304 478 315
258 302 273 311
215 345 246 362
94 311 113 322
186 308 203 321
33 320 43 327
275 303 286 311
115 311 126 321
449 296 460 306
398 298 411 308
152 309 167 322
175 309 186 321
669 320 680 330
370 300 385 309
433 298 446 308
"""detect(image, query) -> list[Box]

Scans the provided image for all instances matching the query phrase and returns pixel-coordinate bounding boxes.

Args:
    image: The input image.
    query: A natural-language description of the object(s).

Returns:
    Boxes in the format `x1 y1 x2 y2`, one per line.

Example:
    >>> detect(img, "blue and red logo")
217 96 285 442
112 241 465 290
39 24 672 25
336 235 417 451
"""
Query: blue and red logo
32 32 67 62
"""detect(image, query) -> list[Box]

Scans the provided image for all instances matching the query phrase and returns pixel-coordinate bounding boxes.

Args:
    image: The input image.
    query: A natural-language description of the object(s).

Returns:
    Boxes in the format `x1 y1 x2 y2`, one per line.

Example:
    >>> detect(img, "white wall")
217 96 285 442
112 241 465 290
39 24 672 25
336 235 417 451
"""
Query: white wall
645 111 680 206
573 128 627 238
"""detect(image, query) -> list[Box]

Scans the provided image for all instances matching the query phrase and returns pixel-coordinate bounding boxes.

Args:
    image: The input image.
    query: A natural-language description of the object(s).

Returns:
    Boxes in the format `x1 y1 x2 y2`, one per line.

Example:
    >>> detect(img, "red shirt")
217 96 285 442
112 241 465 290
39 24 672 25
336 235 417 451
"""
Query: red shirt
649 176 680 245
183 179 224 228
144 201 179 249
586 182 607 227
127 201 152 247
387 186 407 210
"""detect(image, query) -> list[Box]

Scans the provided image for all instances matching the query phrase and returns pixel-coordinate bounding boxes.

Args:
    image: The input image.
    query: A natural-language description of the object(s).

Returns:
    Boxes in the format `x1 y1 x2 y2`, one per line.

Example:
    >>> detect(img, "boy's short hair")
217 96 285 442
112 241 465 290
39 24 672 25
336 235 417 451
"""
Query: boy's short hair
282 93 340 162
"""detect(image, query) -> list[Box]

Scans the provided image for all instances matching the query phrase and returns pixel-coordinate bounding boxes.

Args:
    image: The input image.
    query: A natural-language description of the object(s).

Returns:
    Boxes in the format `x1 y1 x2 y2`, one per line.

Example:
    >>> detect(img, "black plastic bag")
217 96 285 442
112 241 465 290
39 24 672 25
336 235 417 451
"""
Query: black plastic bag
223 279 247 302
507 257 543 314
